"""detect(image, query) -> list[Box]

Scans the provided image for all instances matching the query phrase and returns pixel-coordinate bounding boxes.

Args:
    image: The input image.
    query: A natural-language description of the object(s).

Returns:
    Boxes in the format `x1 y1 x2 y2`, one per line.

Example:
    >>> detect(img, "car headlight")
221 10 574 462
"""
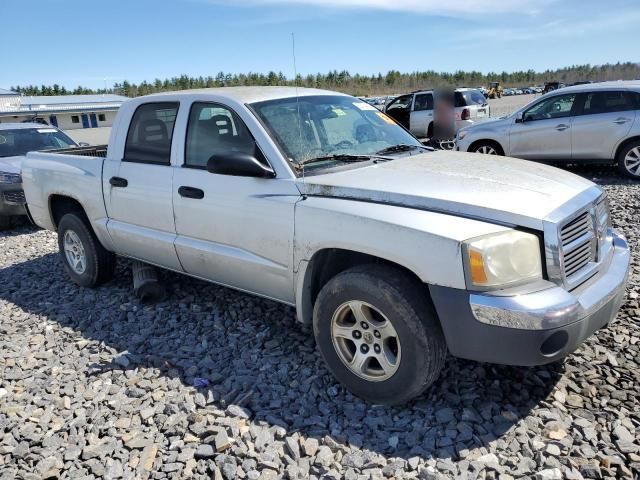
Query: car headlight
463 230 542 289
457 131 467 140
0 172 21 184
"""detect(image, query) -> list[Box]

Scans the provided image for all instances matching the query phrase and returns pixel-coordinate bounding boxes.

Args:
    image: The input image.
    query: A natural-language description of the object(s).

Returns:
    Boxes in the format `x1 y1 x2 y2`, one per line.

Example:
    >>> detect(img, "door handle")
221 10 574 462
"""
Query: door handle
555 124 570 131
109 176 128 188
614 117 631 125
178 186 205 199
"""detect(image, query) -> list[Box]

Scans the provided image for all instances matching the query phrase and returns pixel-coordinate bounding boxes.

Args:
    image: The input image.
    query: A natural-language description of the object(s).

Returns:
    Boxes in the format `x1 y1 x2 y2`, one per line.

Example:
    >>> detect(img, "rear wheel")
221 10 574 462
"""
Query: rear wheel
57 213 116 287
313 264 447 405
471 141 503 156
617 140 640 179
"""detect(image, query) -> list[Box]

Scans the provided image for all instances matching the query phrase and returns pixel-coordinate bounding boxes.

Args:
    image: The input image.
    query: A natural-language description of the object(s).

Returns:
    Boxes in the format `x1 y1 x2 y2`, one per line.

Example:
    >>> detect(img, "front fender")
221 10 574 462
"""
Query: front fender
294 196 511 289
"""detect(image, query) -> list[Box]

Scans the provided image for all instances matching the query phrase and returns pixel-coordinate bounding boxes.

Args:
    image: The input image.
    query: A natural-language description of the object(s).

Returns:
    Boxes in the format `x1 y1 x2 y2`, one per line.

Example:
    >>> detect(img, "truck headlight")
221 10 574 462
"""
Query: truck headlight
0 172 21 184
463 230 542 289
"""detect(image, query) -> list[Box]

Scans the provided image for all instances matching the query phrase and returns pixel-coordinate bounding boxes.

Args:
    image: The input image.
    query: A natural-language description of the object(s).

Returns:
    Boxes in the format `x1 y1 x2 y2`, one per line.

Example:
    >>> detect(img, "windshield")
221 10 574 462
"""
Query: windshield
0 128 77 157
250 95 422 169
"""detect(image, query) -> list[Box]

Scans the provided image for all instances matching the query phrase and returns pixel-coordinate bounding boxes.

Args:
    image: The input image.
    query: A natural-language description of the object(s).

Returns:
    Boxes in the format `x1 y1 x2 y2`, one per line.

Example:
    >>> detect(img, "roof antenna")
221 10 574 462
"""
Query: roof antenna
291 32 305 183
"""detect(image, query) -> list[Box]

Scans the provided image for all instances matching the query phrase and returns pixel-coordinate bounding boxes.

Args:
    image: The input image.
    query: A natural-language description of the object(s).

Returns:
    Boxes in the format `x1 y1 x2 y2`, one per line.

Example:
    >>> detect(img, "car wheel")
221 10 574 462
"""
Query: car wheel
471 141 502 156
617 140 640 179
57 213 116 287
313 264 447 405
0 215 11 231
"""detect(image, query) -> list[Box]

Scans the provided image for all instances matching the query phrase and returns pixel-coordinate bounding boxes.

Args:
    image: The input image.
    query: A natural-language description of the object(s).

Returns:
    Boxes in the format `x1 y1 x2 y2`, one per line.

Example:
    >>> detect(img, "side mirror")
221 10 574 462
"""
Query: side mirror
515 111 525 123
207 152 275 178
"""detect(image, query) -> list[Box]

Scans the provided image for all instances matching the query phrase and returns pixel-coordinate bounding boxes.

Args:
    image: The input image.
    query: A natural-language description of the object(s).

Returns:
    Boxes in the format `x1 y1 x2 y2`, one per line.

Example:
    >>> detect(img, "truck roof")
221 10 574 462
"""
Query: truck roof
140 86 349 104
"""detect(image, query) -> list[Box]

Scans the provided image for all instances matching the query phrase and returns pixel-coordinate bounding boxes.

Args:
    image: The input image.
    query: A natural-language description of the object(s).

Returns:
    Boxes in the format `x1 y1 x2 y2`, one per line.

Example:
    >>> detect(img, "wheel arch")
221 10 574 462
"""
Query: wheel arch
614 135 640 161
295 248 430 325
49 194 87 229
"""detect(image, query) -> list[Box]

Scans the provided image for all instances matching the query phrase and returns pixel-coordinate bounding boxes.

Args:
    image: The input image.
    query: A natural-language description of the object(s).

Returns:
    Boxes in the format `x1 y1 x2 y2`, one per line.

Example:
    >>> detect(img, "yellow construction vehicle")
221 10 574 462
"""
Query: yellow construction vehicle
487 82 503 99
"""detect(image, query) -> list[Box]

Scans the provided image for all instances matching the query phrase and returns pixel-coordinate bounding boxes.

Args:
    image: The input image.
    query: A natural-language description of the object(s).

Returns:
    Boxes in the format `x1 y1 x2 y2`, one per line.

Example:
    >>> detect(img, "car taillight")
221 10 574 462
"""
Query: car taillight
461 108 470 120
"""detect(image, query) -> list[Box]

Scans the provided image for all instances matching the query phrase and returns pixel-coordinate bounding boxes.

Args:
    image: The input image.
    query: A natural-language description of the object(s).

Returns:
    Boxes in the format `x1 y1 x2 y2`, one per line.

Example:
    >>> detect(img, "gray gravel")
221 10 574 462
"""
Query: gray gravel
1 166 639 479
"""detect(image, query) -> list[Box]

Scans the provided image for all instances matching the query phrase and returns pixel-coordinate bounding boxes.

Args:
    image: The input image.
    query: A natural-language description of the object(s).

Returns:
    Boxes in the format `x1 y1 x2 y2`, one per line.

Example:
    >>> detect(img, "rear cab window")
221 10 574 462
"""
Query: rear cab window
124 102 179 164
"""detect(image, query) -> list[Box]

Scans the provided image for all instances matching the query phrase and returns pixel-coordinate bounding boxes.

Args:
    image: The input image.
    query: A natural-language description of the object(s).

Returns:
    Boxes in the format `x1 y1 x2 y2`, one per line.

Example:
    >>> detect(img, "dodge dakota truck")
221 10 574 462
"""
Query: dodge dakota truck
22 87 630 405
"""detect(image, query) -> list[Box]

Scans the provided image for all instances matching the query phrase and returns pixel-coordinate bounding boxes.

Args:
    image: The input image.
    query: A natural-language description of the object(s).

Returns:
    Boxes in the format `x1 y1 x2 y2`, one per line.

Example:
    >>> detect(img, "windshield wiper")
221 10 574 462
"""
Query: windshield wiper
375 143 430 155
297 153 392 168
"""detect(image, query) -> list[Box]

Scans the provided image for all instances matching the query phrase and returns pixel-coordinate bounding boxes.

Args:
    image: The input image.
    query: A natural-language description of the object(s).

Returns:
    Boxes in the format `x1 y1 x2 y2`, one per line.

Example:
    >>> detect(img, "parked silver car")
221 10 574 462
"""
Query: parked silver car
385 88 490 138
0 123 78 228
456 81 640 178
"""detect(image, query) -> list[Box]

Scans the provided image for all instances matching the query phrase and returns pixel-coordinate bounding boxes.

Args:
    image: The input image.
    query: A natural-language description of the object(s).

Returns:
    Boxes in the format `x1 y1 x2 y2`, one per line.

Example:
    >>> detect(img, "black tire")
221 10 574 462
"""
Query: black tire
470 140 503 156
57 213 116 288
616 140 640 179
0 215 11 231
313 264 447 405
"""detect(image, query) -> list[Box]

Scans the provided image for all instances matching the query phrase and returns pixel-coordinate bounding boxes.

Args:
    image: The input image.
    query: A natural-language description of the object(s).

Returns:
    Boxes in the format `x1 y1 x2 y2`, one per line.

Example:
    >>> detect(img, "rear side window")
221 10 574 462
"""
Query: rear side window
413 93 433 111
581 91 636 115
124 102 179 165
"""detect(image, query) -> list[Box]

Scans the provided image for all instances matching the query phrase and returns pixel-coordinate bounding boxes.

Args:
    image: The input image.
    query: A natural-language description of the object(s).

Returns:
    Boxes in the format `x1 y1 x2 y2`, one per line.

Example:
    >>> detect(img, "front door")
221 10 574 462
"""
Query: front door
384 94 413 130
571 91 636 160
509 93 577 160
172 101 299 303
81 114 89 129
103 101 182 270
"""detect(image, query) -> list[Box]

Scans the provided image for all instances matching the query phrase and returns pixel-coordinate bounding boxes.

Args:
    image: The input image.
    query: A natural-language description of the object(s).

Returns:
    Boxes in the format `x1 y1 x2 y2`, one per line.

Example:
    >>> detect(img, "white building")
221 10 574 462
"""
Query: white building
0 88 127 130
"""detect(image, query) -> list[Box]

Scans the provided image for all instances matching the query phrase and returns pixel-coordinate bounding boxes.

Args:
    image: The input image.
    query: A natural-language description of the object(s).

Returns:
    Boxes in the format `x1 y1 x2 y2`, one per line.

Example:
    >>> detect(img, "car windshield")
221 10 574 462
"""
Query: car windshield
0 128 77 157
250 95 423 169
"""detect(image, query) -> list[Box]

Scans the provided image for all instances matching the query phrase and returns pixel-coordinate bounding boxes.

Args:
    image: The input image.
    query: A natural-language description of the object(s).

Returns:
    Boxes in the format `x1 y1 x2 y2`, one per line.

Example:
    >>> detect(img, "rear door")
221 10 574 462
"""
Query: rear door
171 101 299 302
508 93 577 160
103 101 182 270
570 90 636 160
409 93 433 137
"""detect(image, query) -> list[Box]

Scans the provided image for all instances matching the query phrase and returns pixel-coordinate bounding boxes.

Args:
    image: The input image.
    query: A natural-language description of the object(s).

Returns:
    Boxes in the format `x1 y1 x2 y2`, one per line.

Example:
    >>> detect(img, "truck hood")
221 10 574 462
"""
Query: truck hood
299 151 596 229
0 156 23 175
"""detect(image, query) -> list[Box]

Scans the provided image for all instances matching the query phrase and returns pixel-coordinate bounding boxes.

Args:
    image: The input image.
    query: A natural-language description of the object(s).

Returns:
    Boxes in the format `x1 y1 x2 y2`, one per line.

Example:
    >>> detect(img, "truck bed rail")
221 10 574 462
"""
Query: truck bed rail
43 145 108 158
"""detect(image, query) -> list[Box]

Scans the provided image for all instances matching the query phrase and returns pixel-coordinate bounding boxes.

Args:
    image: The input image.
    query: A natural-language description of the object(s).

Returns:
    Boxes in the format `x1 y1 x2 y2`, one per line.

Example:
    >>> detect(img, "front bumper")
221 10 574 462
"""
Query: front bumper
0 183 27 216
430 231 630 366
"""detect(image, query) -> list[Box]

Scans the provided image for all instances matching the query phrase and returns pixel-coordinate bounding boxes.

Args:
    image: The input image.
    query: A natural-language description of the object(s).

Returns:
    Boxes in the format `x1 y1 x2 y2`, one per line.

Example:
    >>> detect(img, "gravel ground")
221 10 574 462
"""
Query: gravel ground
1 166 639 480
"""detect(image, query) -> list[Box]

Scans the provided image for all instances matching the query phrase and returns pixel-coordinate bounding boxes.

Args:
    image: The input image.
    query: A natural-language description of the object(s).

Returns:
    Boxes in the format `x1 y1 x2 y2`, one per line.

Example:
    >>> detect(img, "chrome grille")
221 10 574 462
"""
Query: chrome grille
560 211 595 279
3 190 25 205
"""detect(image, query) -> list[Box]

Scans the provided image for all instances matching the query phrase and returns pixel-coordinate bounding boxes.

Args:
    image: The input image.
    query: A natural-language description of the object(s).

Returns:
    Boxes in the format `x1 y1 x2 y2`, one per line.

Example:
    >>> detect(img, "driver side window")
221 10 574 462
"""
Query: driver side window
386 94 413 112
523 94 576 121
185 102 258 168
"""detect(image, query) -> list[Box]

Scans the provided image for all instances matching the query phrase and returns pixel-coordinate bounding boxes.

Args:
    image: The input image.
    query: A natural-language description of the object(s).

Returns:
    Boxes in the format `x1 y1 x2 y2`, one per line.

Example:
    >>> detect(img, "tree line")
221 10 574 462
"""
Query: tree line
10 62 640 98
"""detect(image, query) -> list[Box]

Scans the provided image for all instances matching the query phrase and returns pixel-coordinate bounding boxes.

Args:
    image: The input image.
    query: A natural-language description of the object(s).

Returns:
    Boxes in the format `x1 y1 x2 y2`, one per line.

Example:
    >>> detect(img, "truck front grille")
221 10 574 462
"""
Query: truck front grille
557 198 610 289
3 190 25 205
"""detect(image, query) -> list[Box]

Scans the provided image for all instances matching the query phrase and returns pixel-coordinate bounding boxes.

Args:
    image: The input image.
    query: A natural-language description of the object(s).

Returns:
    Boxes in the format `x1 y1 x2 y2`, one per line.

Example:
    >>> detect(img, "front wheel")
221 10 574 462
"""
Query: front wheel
313 265 447 405
617 140 640 179
471 141 503 156
57 213 116 287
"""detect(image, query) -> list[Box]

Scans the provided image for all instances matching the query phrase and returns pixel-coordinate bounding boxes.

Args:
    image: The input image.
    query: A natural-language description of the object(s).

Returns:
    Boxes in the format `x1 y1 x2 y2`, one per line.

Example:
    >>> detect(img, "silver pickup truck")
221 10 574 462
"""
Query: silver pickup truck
22 87 631 405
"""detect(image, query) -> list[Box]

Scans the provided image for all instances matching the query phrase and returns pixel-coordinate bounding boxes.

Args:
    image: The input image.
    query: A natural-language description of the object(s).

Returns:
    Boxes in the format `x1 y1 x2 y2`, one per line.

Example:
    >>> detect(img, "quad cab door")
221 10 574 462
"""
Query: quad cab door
570 90 637 160
103 102 182 270
509 92 577 160
171 102 299 303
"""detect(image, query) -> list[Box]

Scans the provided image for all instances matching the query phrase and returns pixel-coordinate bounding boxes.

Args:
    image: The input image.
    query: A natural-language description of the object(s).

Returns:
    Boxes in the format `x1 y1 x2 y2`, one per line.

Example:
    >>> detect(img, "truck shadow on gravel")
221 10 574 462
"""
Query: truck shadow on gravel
0 248 565 463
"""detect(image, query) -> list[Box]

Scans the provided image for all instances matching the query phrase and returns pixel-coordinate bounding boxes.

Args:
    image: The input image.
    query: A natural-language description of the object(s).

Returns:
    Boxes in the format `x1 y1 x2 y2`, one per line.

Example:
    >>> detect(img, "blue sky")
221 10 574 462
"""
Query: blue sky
2 0 639 89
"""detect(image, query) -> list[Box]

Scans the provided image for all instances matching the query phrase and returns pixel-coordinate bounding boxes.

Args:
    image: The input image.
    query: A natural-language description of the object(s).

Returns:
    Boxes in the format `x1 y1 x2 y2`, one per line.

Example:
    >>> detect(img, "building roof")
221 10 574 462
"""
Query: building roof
20 94 128 106
0 88 18 96
0 122 58 130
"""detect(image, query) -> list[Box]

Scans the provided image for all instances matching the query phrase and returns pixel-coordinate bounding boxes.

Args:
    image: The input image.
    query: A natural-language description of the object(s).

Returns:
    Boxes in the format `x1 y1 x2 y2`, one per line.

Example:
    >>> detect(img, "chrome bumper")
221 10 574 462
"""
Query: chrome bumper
470 231 630 330
429 230 630 366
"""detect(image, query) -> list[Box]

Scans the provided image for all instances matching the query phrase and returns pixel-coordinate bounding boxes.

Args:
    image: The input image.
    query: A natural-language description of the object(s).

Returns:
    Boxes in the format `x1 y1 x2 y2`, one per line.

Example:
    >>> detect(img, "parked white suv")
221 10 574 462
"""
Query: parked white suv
22 87 630 405
385 88 490 138
456 81 640 178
